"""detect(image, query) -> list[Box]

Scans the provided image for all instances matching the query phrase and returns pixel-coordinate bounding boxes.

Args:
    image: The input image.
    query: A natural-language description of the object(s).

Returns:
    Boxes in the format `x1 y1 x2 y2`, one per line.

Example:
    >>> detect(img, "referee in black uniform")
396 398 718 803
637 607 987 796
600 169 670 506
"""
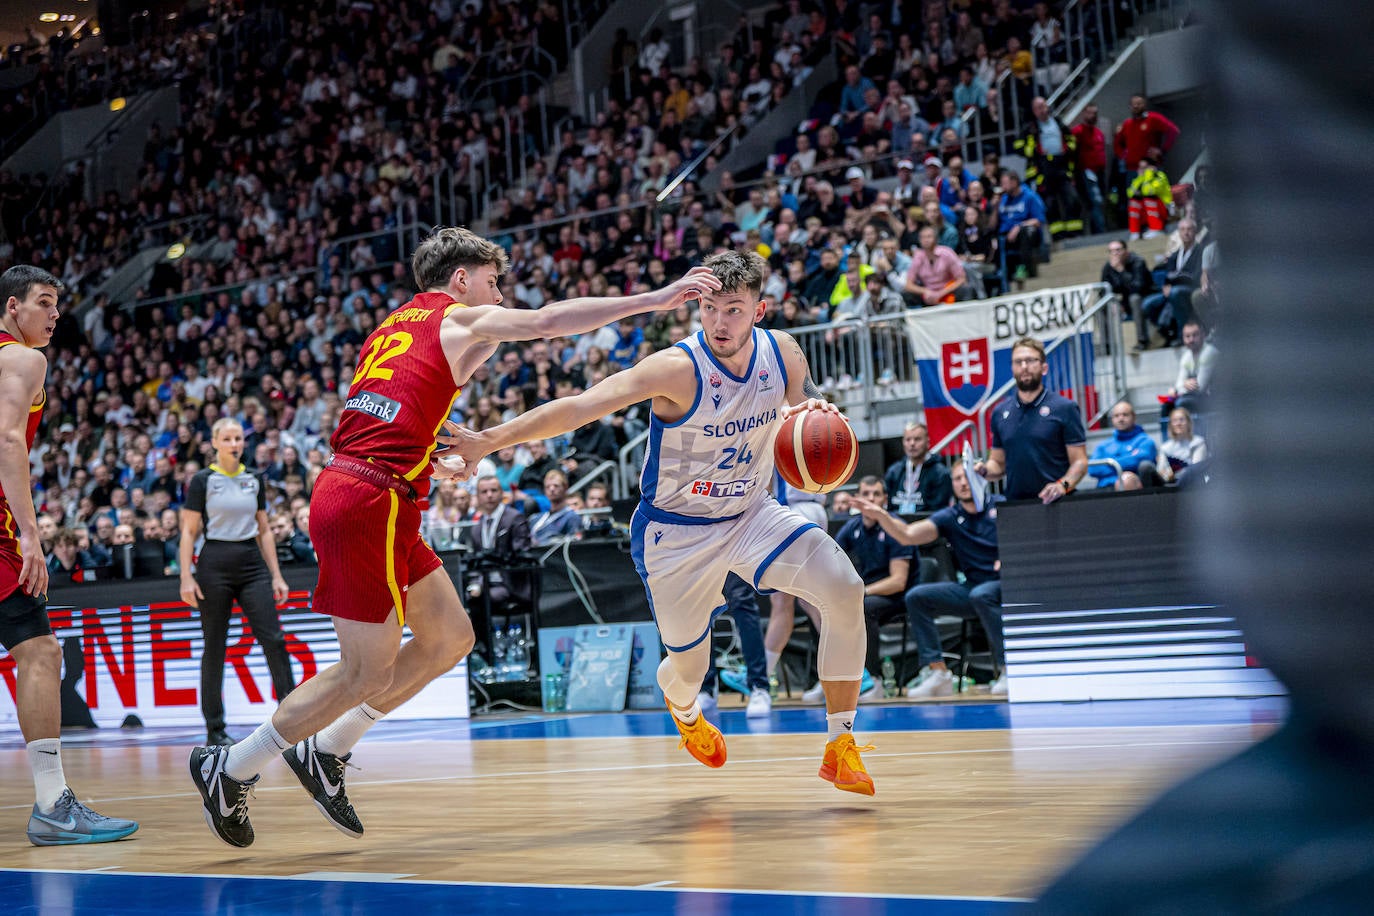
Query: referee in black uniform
179 418 295 747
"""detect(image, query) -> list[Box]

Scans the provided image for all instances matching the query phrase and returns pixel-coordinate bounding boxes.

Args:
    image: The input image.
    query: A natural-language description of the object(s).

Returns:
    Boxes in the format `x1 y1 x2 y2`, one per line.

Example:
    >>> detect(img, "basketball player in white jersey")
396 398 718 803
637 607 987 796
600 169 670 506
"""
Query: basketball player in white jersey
446 251 875 794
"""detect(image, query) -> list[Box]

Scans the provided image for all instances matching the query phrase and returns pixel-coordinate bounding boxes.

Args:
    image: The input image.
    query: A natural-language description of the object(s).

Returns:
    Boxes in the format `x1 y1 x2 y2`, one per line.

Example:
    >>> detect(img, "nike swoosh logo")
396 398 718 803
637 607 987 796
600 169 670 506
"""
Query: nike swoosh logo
32 812 77 831
38 749 58 755
317 760 342 797
205 764 238 818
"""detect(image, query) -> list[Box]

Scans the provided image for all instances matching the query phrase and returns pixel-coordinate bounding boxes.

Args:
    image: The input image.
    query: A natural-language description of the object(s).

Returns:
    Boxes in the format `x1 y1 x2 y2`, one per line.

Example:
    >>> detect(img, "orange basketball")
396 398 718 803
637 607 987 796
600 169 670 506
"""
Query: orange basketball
774 409 859 493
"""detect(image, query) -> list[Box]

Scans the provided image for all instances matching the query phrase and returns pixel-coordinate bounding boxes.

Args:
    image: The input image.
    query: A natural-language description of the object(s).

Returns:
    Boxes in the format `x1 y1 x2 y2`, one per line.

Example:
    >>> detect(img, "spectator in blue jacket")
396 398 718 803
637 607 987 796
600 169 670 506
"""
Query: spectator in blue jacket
997 170 1048 281
839 65 876 121
1089 401 1160 489
608 317 644 369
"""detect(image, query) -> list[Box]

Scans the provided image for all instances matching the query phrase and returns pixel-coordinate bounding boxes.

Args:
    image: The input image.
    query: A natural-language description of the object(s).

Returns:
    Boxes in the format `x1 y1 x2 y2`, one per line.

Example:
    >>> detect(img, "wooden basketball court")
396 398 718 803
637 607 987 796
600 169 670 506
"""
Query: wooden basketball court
0 696 1281 914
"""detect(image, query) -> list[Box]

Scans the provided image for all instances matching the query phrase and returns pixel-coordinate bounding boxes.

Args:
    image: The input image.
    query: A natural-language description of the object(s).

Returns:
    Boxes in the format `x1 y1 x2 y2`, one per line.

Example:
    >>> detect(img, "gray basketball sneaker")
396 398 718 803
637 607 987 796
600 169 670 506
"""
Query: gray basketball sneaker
189 744 258 847
26 788 140 846
283 736 363 838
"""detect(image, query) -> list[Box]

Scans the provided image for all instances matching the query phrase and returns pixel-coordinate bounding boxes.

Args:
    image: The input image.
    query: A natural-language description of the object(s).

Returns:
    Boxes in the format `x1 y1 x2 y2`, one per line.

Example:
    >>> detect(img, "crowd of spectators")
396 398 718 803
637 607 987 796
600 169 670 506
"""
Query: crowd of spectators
2 0 584 315
8 1 1210 588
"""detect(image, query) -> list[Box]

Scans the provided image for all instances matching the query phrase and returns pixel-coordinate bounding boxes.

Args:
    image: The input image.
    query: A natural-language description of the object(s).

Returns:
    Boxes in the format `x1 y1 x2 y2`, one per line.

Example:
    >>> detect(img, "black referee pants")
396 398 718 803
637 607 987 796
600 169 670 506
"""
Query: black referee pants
196 540 295 734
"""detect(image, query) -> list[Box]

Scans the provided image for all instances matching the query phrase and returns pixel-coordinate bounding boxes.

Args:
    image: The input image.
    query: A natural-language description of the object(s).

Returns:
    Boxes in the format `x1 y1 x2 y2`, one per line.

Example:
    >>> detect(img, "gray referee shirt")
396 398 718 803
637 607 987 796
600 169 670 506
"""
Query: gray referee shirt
185 465 266 542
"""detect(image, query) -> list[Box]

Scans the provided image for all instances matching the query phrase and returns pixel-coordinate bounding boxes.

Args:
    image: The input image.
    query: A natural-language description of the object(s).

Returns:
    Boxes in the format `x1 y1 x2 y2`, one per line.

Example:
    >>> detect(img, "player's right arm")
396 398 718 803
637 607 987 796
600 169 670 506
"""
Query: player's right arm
849 496 939 547
454 267 722 344
0 344 49 597
443 347 697 470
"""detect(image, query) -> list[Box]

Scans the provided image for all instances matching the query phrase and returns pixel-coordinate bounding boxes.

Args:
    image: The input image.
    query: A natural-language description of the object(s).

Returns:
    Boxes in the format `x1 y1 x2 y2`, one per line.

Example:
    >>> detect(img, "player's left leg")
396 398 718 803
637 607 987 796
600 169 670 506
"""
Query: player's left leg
284 561 473 838
5 619 141 846
358 563 474 714
746 508 875 795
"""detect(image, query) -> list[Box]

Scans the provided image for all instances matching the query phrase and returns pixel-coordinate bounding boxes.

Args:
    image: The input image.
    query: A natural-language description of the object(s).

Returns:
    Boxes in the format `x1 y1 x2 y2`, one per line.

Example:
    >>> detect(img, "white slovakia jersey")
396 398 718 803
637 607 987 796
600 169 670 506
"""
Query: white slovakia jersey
640 328 789 522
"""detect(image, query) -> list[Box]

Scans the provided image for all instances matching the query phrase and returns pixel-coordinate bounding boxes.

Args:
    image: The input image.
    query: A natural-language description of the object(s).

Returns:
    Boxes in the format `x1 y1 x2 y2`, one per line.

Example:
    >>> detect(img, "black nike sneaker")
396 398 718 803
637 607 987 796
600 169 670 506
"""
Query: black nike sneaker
283 736 363 838
189 745 257 847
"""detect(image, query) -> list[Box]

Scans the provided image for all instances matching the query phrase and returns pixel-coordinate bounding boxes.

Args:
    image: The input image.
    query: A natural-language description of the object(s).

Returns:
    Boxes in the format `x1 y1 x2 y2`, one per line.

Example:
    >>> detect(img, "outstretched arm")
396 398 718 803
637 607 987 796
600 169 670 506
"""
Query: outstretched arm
441 347 696 471
850 496 940 546
457 267 721 344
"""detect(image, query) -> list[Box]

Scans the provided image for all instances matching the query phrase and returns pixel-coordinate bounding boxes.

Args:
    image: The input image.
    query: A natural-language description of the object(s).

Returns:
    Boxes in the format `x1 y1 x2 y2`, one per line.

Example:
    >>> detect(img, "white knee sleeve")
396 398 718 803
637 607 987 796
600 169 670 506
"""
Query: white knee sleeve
657 641 711 708
756 529 865 681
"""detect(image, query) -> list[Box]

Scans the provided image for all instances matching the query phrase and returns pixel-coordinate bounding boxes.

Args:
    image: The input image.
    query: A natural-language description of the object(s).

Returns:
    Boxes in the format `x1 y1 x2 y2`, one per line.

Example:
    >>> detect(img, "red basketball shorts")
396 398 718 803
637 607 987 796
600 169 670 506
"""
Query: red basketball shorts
309 469 443 625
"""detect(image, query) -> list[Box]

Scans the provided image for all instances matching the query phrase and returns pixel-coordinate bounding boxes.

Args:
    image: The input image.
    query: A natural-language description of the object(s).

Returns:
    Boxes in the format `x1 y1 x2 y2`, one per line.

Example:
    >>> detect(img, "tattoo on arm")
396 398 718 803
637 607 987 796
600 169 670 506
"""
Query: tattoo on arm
786 336 824 399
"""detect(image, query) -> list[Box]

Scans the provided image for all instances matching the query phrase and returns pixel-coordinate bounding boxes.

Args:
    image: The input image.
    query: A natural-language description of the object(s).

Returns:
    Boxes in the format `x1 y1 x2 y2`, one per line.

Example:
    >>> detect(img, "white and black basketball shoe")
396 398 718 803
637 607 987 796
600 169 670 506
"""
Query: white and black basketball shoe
189 744 258 847
283 736 363 838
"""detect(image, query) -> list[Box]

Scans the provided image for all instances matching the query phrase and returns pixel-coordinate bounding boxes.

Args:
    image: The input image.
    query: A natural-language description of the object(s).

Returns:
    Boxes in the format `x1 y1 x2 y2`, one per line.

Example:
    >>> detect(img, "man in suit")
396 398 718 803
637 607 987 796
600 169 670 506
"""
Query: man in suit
462 475 533 656
1140 218 1205 344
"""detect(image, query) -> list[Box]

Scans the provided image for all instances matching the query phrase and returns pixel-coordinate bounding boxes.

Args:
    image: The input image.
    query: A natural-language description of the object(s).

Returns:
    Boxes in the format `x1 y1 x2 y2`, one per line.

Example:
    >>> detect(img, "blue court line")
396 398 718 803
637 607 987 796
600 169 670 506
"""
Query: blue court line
0 869 1029 915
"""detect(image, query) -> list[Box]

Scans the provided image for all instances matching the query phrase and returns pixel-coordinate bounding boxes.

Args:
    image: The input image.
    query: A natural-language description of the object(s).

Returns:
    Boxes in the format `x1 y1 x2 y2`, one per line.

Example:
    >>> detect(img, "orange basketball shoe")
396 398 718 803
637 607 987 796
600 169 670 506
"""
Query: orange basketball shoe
668 702 727 768
818 733 876 795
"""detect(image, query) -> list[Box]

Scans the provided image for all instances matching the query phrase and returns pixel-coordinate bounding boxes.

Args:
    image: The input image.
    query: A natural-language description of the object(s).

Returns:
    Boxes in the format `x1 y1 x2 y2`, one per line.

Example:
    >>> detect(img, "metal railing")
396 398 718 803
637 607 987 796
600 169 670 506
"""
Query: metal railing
616 430 647 502
569 460 620 499
787 310 920 440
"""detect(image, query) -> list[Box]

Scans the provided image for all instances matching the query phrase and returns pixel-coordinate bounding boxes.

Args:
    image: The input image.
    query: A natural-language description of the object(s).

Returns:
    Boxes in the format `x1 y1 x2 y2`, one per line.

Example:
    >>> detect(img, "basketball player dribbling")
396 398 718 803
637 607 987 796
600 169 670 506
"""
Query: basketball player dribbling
446 250 876 794
190 227 722 846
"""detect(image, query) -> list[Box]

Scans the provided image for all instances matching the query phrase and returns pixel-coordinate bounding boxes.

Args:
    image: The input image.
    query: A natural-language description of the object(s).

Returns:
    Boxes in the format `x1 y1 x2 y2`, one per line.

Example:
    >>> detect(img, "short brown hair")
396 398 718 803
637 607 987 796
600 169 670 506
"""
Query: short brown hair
702 249 765 298
1010 336 1046 361
411 226 511 292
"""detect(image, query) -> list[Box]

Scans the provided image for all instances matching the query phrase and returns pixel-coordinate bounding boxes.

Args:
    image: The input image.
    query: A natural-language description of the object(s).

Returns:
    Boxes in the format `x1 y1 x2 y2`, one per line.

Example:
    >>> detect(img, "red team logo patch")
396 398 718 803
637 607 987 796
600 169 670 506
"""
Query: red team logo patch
708 372 723 388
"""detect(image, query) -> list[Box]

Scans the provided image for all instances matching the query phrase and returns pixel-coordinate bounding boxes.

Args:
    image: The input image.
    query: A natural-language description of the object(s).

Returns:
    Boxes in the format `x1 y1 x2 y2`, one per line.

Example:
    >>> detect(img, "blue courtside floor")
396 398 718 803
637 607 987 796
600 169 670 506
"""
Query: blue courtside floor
0 697 1285 914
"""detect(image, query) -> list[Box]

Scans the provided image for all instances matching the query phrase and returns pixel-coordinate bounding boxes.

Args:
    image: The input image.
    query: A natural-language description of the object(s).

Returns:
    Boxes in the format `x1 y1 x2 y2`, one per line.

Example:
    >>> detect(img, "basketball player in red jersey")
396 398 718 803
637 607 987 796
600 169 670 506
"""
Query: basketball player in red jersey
191 226 721 847
0 265 139 845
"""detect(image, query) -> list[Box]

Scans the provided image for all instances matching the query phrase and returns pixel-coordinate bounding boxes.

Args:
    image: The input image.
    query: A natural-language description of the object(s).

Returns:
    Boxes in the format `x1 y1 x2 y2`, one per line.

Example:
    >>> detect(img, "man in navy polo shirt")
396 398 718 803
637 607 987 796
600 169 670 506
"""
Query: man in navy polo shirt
835 476 914 699
851 462 1007 696
977 336 1088 503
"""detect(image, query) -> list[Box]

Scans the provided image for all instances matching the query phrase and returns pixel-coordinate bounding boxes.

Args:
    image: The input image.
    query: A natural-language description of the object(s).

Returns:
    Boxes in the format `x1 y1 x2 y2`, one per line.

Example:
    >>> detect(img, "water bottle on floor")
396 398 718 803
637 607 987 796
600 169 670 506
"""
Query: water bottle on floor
509 623 528 681
881 657 897 698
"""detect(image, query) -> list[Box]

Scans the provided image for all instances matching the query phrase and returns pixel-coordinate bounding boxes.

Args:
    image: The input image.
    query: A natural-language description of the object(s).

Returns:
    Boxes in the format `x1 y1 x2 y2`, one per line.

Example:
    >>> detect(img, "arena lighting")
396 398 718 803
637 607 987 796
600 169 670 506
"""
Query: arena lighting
39 13 59 22
109 97 126 111
166 242 186 260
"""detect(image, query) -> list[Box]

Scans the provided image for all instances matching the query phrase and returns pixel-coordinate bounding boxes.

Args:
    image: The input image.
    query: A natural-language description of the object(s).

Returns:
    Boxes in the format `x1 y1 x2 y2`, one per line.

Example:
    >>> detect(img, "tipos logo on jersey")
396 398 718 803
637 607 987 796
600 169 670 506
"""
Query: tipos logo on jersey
691 479 753 498
344 390 403 423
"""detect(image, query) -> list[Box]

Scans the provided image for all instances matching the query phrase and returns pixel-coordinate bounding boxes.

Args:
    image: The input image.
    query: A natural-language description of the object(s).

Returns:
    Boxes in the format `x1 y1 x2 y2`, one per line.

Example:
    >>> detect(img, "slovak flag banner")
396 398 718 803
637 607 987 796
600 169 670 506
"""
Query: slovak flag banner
905 284 1105 454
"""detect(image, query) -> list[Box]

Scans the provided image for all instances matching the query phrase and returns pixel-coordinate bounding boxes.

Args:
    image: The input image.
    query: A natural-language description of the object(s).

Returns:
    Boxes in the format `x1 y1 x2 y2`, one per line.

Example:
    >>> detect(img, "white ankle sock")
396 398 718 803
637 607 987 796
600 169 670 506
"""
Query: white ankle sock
27 738 66 810
670 701 701 725
826 710 857 741
225 722 289 781
315 703 385 756
765 650 781 675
